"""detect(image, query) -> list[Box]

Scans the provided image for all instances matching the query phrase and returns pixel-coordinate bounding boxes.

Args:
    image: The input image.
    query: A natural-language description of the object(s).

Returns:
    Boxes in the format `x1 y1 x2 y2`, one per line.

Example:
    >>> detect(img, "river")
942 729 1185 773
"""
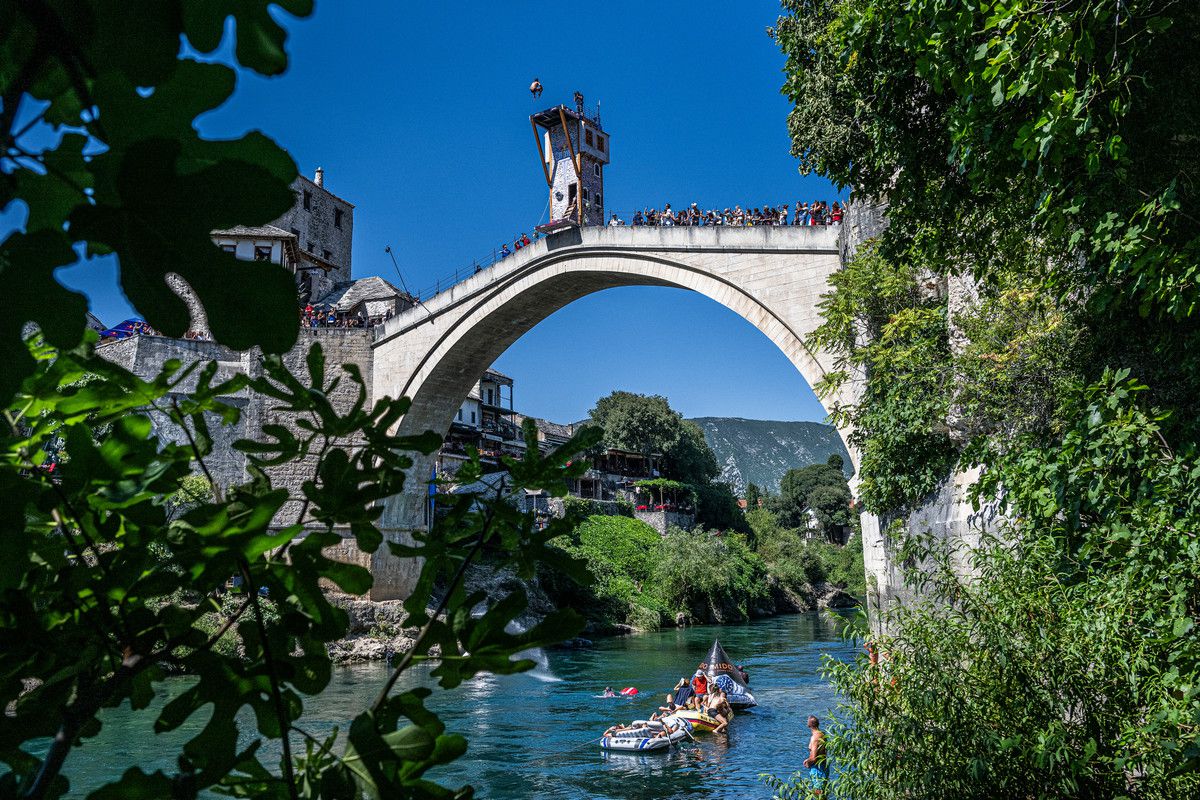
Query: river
53 612 856 798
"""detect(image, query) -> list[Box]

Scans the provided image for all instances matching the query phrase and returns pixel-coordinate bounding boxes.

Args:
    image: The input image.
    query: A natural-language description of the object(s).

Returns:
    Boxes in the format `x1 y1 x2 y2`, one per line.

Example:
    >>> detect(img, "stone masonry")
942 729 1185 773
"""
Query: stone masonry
368 224 856 599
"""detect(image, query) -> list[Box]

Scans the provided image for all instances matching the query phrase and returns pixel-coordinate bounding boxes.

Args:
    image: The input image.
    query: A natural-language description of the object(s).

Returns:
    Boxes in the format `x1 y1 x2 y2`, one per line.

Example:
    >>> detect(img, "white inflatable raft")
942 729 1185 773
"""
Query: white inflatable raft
599 719 689 752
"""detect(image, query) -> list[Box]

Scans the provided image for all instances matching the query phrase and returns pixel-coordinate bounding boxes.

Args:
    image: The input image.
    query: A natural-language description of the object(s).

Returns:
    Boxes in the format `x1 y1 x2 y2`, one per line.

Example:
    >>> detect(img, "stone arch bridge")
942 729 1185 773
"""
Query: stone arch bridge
355 223 879 600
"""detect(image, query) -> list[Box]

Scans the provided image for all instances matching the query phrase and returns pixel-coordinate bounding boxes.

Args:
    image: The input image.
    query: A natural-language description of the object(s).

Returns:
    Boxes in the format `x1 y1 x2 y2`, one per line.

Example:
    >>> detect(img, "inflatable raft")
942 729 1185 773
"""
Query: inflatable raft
667 710 722 734
600 719 689 752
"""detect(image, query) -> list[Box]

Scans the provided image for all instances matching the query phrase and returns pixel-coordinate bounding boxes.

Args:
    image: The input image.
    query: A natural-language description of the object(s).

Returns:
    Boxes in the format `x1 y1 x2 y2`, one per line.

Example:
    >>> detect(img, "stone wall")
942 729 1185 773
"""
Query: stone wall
256 328 374 525
840 202 1004 627
96 336 254 490
634 509 695 535
274 174 354 283
97 328 394 596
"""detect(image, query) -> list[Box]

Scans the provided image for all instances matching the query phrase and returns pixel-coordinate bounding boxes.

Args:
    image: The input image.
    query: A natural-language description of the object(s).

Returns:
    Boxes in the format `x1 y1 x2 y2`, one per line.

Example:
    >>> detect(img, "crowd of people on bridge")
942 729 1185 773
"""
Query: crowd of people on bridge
607 201 844 228
300 304 393 329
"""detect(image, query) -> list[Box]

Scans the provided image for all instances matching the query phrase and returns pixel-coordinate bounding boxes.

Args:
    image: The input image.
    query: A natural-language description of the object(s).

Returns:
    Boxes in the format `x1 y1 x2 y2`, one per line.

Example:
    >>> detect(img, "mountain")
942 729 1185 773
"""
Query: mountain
689 417 851 496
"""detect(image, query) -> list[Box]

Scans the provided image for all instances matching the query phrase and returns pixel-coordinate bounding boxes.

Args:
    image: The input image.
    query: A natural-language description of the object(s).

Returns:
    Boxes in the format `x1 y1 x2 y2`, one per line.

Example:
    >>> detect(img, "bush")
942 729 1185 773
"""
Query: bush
819 376 1200 798
575 515 662 585
562 495 633 519
546 515 665 629
653 527 768 623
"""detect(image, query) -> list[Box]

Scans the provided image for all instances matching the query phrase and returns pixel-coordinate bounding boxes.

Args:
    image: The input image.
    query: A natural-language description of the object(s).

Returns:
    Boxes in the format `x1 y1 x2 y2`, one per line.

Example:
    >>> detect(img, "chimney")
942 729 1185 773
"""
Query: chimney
314 166 324 187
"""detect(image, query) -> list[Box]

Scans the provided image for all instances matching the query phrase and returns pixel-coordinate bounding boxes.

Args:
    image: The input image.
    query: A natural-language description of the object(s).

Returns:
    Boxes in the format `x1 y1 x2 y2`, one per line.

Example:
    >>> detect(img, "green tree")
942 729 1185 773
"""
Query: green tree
744 482 762 510
694 481 749 534
662 419 719 485
546 515 667 630
812 376 1200 798
654 528 767 624
771 462 850 534
768 1 1200 796
588 391 679 459
806 483 852 537
1 338 598 799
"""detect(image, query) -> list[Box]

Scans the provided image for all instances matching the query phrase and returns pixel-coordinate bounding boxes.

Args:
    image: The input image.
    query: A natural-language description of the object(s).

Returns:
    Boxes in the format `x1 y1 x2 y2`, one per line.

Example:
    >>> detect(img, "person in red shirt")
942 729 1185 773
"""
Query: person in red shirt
690 669 708 709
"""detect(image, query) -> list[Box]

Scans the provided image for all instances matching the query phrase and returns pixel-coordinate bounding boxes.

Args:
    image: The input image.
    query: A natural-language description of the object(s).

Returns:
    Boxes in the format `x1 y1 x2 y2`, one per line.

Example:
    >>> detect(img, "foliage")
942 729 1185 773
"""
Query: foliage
0 336 599 799
661 419 719 485
560 495 632 519
0 1 318 404
776 0 1200 440
653 528 768 623
809 375 1200 799
744 482 762 510
774 0 1200 315
693 481 749 534
165 473 213 522
548 515 668 630
632 478 695 502
772 460 855 536
588 391 679 460
772 3 1200 796
804 243 959 513
587 391 718 485
573 516 662 586
746 507 864 598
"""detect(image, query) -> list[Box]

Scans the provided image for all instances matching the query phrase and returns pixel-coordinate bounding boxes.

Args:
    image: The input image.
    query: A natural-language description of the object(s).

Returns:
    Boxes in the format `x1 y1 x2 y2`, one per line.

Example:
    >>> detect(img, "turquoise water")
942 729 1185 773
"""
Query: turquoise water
53 613 855 798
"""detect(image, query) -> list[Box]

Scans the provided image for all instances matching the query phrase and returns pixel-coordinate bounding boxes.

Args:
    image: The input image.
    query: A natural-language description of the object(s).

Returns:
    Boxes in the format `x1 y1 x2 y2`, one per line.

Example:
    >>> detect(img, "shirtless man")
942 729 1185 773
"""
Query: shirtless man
803 715 828 793
706 687 733 734
529 78 543 98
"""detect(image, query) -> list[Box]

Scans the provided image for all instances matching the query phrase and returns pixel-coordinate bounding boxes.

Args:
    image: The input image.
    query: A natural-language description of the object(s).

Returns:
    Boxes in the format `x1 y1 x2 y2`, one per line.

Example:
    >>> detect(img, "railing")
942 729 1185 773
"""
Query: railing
406 213 840 304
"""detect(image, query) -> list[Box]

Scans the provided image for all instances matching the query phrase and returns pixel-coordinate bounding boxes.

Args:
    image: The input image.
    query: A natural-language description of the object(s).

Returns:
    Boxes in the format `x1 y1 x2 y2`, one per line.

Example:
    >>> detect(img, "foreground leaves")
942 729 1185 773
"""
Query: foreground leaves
0 338 591 799
1 1 315 404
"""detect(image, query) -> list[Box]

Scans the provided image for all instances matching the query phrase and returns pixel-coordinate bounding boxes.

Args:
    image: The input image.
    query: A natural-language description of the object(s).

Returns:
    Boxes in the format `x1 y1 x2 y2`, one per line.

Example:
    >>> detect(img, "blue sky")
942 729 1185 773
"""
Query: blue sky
46 1 844 425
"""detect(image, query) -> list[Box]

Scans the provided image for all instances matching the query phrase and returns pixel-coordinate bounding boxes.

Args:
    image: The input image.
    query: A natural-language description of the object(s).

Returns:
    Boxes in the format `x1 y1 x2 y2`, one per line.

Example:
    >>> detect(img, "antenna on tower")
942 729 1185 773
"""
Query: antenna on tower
384 245 433 320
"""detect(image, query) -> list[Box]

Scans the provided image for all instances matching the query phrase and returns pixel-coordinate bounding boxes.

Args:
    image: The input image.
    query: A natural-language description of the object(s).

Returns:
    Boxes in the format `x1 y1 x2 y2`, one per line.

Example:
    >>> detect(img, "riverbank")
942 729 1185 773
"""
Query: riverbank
325 561 858 664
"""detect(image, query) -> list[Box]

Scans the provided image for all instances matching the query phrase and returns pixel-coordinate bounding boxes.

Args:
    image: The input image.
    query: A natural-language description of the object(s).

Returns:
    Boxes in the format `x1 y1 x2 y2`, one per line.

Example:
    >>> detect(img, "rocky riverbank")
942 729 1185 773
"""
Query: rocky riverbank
325 563 859 665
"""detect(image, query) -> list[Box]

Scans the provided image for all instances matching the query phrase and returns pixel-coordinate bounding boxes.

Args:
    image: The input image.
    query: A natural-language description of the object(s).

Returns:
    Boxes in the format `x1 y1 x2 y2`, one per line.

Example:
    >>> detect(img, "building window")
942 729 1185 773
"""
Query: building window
568 183 577 205
334 208 343 228
322 249 332 260
486 389 494 405
593 163 600 178
597 136 605 153
457 410 462 421
585 129 594 147
303 190 312 210
582 187 590 202
219 243 236 254
471 411 476 424
253 244 272 261
595 192 602 208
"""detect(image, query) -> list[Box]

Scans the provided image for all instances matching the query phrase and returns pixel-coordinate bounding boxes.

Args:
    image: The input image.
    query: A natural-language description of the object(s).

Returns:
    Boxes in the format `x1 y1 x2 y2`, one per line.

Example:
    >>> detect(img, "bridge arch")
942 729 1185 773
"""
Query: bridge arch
365 225 862 598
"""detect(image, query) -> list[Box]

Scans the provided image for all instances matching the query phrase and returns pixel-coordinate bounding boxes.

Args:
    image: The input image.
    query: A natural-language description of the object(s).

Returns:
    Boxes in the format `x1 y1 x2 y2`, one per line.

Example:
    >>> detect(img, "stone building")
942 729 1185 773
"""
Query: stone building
531 96 610 226
276 167 354 283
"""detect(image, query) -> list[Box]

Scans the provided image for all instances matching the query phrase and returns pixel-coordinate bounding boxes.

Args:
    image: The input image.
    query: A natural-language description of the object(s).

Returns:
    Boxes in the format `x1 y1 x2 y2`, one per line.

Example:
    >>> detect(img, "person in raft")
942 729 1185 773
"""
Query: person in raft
602 687 616 698
803 715 828 792
689 669 709 710
706 687 734 734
